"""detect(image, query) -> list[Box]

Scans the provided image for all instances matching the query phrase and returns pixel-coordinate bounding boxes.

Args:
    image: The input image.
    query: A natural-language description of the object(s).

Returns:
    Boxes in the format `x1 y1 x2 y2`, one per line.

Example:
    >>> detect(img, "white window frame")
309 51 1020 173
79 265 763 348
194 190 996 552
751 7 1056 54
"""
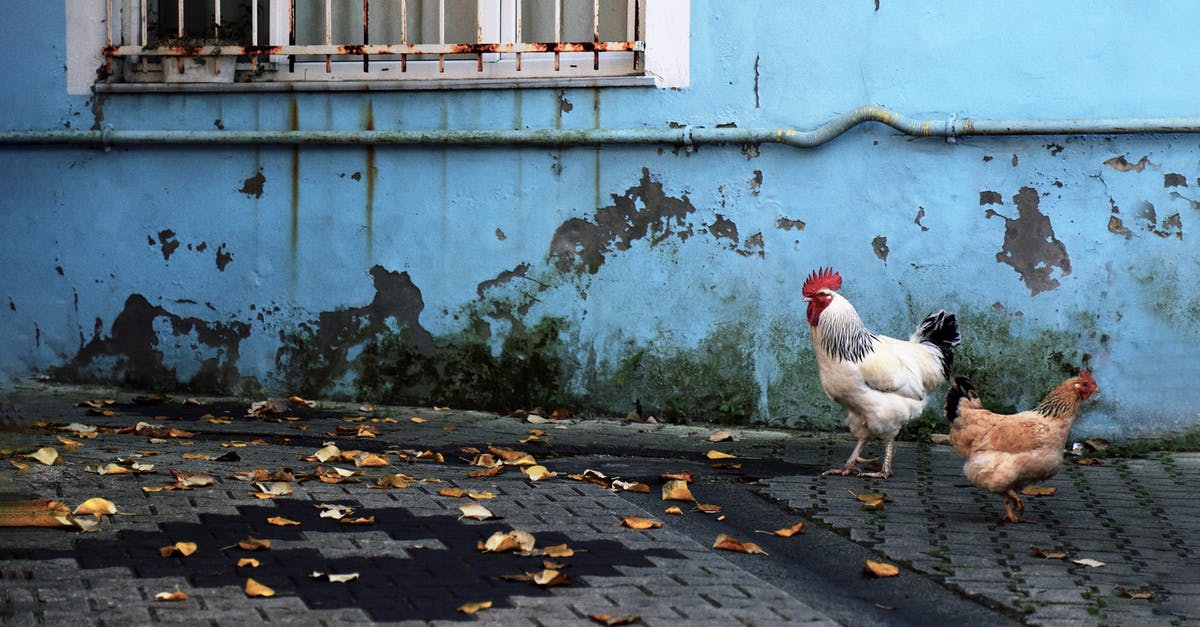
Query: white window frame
69 0 689 93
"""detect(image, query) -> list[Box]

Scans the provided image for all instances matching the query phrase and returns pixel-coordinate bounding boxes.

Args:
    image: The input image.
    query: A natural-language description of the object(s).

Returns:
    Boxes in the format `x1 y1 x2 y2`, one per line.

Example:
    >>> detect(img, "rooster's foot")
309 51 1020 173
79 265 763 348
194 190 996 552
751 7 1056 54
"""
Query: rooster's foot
1002 514 1036 524
821 467 857 476
857 471 893 479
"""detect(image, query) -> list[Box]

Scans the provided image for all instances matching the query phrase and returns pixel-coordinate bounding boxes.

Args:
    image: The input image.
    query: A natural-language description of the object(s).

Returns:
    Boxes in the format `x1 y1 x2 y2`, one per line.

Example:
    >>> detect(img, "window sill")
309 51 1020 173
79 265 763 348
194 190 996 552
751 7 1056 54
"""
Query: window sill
94 75 658 93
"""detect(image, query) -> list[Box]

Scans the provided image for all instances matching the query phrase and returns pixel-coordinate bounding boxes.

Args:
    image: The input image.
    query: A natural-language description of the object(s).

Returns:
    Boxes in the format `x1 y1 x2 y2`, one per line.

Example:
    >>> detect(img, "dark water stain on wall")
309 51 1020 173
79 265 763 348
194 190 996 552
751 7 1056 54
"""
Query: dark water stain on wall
276 265 434 397
53 294 250 391
548 168 697 274
986 186 1071 296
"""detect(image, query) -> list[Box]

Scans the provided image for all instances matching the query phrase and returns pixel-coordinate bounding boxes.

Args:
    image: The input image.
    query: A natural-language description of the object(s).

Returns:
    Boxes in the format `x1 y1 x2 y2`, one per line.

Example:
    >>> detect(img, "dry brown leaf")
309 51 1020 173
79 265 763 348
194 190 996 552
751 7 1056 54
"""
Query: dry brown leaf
316 504 353 519
708 430 735 443
459 501 497 521
9 460 30 473
589 613 641 626
664 506 683 516
74 498 118 518
705 450 737 460
611 480 651 493
457 600 493 615
55 435 84 451
1029 546 1068 560
244 578 275 598
438 487 468 498
1084 437 1111 452
660 472 694 483
481 530 537 553
237 537 271 551
181 453 212 460
305 444 340 463
713 533 767 555
1021 486 1057 496
0 500 76 528
1075 458 1105 466
468 491 495 500
416 450 445 462
154 588 189 602
340 516 376 526
87 463 133 476
159 542 198 557
523 465 557 481
864 560 900 578
468 465 504 479
267 516 301 527
28 447 61 466
531 569 571 587
541 544 574 558
855 492 893 509
696 504 723 514
622 516 663 530
374 474 413 489
661 479 695 502
250 482 293 498
353 452 389 468
171 471 215 488
237 558 260 568
410 417 427 423
1115 586 1153 600
770 522 806 537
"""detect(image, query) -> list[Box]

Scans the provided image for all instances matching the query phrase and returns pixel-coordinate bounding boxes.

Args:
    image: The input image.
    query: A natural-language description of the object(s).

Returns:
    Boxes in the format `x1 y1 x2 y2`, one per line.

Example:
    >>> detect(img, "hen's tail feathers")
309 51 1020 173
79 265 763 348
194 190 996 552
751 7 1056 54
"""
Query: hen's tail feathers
945 376 982 424
911 310 961 377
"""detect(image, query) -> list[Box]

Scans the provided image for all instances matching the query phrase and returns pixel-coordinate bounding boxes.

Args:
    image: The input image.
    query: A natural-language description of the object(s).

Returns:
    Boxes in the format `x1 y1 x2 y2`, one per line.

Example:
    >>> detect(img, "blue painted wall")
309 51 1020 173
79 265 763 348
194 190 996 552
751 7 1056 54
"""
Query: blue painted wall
3 2 1199 440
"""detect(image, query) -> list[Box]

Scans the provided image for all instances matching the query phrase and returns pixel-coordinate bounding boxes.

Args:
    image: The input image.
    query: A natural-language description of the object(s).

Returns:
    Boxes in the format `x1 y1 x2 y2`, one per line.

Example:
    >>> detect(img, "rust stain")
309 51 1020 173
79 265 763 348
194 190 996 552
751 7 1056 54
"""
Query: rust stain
289 97 300 269
1108 216 1133 240
364 100 376 261
987 186 1071 296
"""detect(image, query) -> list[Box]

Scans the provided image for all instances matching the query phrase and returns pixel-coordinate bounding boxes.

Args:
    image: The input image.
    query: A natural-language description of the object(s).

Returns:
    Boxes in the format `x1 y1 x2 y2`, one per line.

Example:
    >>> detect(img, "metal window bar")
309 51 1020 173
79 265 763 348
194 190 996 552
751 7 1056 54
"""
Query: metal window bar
102 0 644 78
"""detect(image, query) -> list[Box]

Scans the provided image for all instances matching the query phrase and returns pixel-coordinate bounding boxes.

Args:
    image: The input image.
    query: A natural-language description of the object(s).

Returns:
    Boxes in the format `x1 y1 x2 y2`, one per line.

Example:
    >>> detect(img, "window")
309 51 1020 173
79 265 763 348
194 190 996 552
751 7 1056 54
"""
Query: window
76 0 688 92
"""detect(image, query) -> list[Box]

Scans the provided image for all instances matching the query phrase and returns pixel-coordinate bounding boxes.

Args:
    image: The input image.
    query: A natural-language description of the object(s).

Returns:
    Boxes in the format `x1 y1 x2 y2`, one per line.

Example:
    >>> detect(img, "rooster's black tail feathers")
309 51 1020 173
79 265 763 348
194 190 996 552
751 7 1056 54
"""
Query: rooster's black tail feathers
912 310 960 378
945 376 979 424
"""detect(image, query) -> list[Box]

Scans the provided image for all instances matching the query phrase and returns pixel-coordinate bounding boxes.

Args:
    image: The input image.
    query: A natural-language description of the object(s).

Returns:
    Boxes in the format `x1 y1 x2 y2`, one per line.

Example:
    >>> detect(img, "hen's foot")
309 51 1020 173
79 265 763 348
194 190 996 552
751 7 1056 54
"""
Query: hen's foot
821 467 857 476
1002 513 1036 524
857 471 893 479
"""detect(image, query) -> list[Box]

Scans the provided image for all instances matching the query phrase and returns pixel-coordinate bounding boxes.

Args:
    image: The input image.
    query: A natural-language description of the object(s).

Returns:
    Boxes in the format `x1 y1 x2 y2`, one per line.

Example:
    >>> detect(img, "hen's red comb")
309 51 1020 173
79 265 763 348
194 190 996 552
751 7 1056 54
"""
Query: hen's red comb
1078 370 1095 385
802 267 842 298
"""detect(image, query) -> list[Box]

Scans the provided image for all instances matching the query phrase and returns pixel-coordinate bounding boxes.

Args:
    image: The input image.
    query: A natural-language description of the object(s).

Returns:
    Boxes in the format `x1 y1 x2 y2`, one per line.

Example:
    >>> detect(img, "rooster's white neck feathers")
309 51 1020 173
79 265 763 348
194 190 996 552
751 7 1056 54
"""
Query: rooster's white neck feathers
812 293 877 363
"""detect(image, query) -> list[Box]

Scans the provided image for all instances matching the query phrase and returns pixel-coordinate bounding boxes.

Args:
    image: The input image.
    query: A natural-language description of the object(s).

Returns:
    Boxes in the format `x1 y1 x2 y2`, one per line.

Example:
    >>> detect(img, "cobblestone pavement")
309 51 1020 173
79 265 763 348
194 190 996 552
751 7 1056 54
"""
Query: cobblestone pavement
0 382 1197 626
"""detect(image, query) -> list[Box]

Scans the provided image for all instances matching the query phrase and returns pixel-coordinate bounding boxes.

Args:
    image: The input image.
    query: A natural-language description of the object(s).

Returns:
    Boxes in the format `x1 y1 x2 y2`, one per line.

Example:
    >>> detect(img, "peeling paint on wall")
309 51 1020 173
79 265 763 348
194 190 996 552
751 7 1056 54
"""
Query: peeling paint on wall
154 230 181 261
215 243 233 270
913 207 929 232
1104 155 1152 173
986 187 1072 296
549 168 697 274
872 236 889 262
1164 173 1188 188
238 169 266 198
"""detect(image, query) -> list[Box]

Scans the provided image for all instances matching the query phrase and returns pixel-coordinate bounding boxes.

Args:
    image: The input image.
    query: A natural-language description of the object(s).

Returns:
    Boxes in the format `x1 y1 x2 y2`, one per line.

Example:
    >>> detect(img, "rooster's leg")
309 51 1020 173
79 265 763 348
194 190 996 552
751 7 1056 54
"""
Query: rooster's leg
858 439 895 479
822 439 866 476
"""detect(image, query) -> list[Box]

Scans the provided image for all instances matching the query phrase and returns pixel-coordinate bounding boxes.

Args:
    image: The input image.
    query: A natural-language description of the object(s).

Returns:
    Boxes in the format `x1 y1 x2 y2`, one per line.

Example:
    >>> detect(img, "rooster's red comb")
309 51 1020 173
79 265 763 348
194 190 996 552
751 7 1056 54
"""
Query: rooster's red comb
802 267 843 298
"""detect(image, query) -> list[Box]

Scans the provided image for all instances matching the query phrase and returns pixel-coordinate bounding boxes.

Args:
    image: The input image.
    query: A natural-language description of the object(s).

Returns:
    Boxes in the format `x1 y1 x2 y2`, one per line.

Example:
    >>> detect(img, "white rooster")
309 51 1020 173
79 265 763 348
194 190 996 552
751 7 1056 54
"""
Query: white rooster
804 268 960 478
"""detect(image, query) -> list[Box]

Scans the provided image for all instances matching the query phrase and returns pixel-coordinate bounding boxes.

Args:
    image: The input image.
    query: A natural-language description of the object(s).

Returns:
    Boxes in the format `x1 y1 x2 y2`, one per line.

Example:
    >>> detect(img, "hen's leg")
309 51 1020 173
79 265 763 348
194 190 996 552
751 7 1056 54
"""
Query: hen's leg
858 439 895 479
822 438 866 476
1002 489 1034 524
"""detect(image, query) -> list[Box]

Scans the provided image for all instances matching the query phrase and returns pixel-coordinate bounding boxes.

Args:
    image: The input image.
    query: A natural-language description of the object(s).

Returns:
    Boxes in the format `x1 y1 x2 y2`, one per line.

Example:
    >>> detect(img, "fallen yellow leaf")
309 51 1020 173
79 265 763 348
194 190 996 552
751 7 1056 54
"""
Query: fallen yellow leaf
73 498 118 518
1115 586 1153 600
0 500 75 528
244 578 275 598
523 465 557 481
237 558 260 568
622 516 663 530
28 447 61 466
458 600 492 615
770 522 806 537
481 530 536 553
55 436 84 451
1029 546 1067 560
159 542 198 557
541 544 574 558
374 474 413 489
353 452 389 468
664 506 683 515
267 516 301 527
713 533 767 555
864 560 899 578
531 569 571 587
589 613 641 626
1021 486 1057 496
705 450 737 460
459 501 497 521
438 487 468 498
237 537 271 551
154 588 189 602
410 417 427 423
661 479 695 502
